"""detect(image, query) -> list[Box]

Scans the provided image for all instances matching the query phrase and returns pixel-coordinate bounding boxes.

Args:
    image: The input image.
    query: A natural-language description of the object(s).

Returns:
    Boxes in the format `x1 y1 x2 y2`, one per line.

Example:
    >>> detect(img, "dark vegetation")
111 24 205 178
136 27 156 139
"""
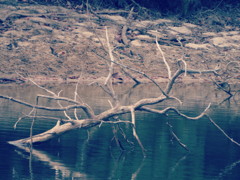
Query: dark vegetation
0 1 237 14
12 0 240 16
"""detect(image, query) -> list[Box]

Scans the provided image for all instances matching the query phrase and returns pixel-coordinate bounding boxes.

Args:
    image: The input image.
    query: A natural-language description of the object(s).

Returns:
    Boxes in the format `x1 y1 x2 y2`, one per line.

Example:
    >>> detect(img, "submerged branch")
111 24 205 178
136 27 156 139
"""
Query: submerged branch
167 122 189 151
206 115 240 147
8 119 101 146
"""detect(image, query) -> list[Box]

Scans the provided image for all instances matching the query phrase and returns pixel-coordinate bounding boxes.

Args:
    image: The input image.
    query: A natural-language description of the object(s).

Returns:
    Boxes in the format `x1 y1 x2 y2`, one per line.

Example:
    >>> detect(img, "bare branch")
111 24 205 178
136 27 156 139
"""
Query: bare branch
206 115 240 147
74 80 81 120
57 91 72 121
139 103 211 120
105 26 115 85
93 51 169 97
156 36 172 79
3 24 238 156
14 108 35 129
0 95 95 113
36 94 95 118
8 119 102 146
131 108 146 156
119 66 141 84
16 72 56 96
165 66 220 94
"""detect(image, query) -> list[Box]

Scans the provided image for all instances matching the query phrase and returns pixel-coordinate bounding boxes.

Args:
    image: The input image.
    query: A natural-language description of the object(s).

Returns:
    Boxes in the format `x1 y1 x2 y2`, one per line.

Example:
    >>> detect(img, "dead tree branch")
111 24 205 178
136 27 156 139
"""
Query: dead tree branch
1 29 239 156
8 119 102 146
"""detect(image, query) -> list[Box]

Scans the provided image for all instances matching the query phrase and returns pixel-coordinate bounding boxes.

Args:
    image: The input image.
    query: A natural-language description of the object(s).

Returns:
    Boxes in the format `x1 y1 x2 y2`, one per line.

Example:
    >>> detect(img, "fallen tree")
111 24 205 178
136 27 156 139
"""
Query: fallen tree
1 28 240 155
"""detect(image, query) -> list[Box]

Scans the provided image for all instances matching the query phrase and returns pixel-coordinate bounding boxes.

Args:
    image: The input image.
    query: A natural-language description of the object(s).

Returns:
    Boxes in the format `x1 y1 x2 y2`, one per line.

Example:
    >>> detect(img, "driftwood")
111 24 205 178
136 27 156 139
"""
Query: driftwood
1 28 240 156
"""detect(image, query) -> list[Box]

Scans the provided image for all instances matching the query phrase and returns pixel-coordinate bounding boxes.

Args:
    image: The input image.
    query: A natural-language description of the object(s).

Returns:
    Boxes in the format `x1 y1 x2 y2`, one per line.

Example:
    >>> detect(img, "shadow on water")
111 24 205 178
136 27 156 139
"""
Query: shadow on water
0 82 240 179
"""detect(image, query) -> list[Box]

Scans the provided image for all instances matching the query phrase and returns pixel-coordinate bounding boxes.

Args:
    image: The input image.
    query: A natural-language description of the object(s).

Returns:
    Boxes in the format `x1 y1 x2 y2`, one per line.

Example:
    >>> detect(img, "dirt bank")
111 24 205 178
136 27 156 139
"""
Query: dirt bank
0 2 239 85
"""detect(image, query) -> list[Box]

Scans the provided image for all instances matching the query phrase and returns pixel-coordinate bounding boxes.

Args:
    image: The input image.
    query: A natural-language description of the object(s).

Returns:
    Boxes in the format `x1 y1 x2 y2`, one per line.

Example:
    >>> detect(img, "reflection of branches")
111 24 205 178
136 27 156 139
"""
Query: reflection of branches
168 154 188 178
218 158 240 179
14 145 87 178
109 151 146 180
218 89 240 105
118 83 140 106
167 122 189 151
211 60 240 103
131 158 146 180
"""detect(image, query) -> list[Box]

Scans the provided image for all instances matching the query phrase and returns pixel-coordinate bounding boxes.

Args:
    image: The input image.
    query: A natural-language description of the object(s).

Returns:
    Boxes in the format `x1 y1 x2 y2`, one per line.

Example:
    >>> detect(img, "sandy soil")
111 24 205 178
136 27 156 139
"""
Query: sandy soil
0 1 239 85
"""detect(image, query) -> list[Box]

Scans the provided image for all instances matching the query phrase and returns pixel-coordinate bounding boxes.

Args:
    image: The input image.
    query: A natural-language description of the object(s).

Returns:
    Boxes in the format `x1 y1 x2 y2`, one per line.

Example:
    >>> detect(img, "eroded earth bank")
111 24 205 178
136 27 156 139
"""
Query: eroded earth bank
0 2 239 85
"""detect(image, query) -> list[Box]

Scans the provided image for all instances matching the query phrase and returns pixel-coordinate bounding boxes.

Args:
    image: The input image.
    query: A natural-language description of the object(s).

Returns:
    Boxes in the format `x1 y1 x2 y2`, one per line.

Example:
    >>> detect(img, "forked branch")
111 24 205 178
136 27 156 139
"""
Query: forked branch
1 29 238 156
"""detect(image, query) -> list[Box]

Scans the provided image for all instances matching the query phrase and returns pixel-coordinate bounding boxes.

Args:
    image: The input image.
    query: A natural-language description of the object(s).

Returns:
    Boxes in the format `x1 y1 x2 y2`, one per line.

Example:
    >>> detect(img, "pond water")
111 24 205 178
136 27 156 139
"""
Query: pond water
0 83 240 180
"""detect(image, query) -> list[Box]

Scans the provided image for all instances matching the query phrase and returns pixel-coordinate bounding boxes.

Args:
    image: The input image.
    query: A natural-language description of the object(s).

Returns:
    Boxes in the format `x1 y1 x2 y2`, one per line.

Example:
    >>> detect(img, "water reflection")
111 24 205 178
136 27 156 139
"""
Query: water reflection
0 83 240 179
14 144 89 179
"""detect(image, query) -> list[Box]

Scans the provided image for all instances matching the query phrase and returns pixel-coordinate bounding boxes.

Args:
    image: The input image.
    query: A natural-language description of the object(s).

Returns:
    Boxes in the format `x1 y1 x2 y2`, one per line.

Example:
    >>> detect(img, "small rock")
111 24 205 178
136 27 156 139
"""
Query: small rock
202 32 217 37
131 39 144 47
211 36 239 48
185 43 210 49
228 35 240 41
183 23 198 28
147 30 164 38
101 15 126 24
220 32 230 36
136 35 153 41
168 26 192 35
228 31 239 35
18 41 32 47
154 19 173 24
73 28 94 38
211 37 228 47
133 20 154 28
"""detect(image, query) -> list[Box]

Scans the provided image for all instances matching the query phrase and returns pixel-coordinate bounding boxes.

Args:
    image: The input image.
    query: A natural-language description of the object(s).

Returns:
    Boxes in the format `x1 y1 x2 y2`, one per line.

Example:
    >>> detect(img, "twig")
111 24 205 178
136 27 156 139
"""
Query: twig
156 36 172 79
165 66 220 94
121 67 141 84
212 78 232 96
30 96 39 147
57 91 72 121
140 103 211 120
206 114 240 147
131 108 146 156
218 158 240 179
93 51 169 97
0 95 95 112
14 108 35 129
74 79 81 120
16 72 56 96
104 26 115 85
102 27 119 106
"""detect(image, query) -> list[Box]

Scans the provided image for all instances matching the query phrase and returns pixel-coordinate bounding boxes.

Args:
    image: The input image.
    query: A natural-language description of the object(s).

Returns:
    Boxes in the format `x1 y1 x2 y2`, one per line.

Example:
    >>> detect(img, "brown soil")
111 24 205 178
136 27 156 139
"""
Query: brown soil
0 2 240 85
